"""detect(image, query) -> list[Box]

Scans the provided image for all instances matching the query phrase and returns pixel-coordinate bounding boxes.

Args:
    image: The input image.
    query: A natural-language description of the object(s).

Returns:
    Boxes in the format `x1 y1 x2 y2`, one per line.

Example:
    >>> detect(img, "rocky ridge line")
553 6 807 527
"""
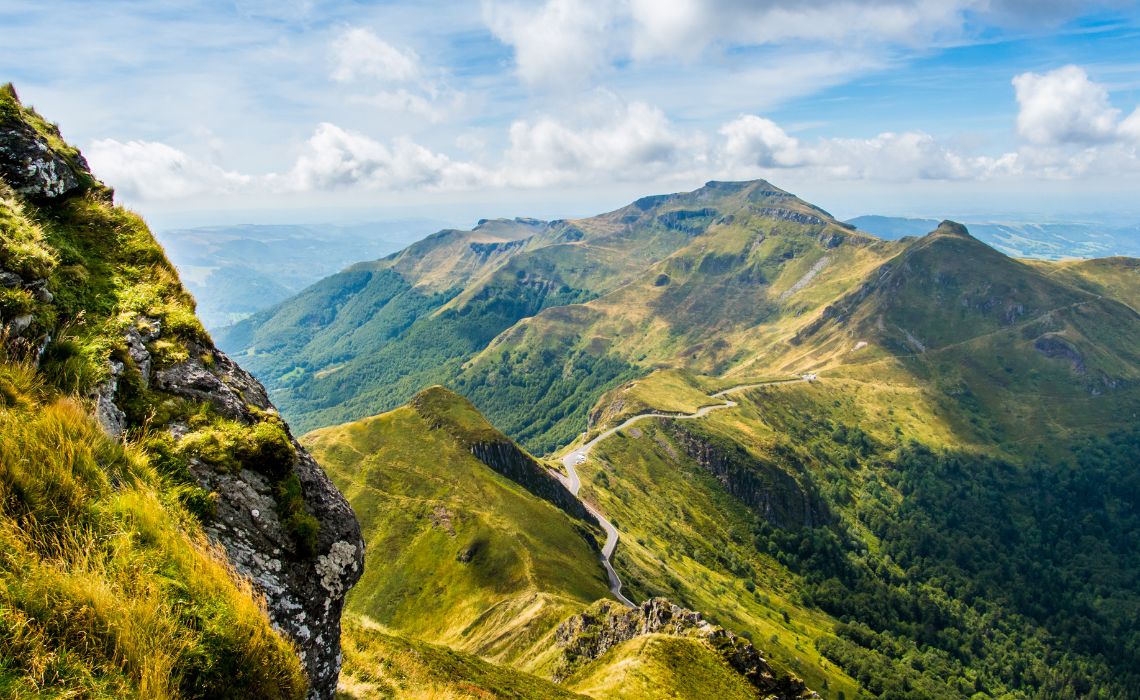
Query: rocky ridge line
555 598 818 699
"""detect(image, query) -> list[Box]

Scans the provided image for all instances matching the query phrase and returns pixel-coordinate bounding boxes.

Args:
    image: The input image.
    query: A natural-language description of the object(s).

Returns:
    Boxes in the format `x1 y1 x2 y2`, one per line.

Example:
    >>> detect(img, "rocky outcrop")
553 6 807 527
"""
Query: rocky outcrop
0 87 363 700
0 120 81 201
1034 333 1086 373
468 238 528 259
656 207 718 234
136 330 364 700
468 439 596 525
756 207 828 227
555 598 817 699
664 422 830 529
0 87 87 202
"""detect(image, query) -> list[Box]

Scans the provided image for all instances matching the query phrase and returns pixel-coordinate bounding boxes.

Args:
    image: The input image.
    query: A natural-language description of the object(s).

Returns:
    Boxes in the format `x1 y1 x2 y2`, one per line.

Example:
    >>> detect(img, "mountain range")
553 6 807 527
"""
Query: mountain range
223 176 1140 698
847 215 1140 260
3 83 1139 700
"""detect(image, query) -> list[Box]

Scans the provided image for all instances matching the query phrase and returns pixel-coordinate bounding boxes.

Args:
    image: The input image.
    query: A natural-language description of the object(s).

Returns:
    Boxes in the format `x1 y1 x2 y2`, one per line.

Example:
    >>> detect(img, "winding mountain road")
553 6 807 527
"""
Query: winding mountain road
553 376 810 607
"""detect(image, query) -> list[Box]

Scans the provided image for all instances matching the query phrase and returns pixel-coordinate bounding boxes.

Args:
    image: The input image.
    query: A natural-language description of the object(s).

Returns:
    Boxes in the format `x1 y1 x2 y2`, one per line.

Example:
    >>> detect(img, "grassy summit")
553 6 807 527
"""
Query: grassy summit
225 179 896 452
302 387 610 675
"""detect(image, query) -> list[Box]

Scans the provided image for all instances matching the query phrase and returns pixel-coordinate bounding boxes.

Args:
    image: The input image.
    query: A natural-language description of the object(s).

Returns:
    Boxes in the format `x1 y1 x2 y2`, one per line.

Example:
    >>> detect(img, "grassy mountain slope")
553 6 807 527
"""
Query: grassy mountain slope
302 387 610 674
779 222 1140 448
453 186 901 451
568 223 1140 697
309 389 820 699
564 634 759 700
1036 256 1140 313
338 616 587 700
0 363 304 699
219 165 1139 698
0 85 312 697
222 180 900 453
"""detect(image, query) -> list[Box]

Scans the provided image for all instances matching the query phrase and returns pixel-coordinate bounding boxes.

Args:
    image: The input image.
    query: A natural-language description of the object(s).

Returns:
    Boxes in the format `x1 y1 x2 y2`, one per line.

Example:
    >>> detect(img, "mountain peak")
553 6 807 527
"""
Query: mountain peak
933 220 972 238
411 384 503 444
0 84 104 201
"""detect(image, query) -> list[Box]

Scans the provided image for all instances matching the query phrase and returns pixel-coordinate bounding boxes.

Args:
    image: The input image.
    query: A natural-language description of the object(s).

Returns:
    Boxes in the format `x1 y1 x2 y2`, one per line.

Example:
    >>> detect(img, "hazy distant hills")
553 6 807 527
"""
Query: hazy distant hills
847 214 1140 260
156 221 447 329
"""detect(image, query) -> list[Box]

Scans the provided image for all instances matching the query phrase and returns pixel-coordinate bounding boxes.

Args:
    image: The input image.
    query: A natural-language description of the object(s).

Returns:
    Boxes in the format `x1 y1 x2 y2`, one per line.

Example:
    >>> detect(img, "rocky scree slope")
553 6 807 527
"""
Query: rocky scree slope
0 85 362 699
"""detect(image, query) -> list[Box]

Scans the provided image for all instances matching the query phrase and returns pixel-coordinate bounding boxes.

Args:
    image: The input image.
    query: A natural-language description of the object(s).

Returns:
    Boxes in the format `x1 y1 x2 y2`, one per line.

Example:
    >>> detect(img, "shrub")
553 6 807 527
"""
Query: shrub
245 420 296 479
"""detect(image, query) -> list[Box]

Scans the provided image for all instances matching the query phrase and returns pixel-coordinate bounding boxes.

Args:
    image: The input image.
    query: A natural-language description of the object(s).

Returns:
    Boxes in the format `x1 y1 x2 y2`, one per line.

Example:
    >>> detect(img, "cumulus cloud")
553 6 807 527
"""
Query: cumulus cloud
715 116 1021 182
717 115 804 169
330 27 421 83
328 27 465 122
86 138 251 200
281 122 486 192
90 61 1140 202
482 0 616 86
1013 65 1121 145
501 96 705 185
1120 108 1140 143
484 1 1101 85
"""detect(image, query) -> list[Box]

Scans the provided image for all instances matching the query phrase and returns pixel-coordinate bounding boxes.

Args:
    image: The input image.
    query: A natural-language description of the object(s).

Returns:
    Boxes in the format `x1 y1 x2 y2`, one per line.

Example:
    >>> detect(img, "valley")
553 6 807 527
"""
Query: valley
236 179 1137 699
3 80 1138 700
556 376 815 609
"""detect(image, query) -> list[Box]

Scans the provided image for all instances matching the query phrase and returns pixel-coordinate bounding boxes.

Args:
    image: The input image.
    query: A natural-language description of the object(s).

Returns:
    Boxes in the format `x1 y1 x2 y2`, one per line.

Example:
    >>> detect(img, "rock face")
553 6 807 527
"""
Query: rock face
0 87 363 700
555 598 817 699
664 422 831 529
468 439 595 524
0 119 83 201
139 331 364 700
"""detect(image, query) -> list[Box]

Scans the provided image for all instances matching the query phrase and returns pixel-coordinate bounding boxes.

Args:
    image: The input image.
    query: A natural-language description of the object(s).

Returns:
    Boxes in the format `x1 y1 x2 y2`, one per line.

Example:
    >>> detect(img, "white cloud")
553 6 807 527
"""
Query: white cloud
87 62 1140 202
328 27 466 122
281 122 486 192
1118 107 1140 144
628 0 966 59
501 96 705 185
86 138 251 200
715 117 1021 182
1013 65 1121 145
482 0 616 86
718 115 804 168
484 1 1102 87
330 27 421 83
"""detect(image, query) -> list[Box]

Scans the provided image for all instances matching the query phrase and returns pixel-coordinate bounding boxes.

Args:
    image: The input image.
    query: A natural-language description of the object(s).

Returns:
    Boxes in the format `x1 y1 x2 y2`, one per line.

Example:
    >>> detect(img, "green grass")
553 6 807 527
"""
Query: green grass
585 368 719 430
0 360 305 699
223 180 894 455
573 345 1139 699
302 397 609 673
0 88 336 698
565 634 759 700
338 616 588 700
574 420 862 699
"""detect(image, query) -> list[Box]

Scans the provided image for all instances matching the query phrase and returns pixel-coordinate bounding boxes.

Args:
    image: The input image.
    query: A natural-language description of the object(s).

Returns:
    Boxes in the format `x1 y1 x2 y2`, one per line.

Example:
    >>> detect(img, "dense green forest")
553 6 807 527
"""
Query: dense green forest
750 413 1139 699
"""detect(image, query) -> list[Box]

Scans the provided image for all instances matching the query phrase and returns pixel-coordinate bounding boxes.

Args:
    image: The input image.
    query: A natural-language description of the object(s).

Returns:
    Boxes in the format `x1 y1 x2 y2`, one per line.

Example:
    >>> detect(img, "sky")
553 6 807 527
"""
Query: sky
2 0 1140 229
